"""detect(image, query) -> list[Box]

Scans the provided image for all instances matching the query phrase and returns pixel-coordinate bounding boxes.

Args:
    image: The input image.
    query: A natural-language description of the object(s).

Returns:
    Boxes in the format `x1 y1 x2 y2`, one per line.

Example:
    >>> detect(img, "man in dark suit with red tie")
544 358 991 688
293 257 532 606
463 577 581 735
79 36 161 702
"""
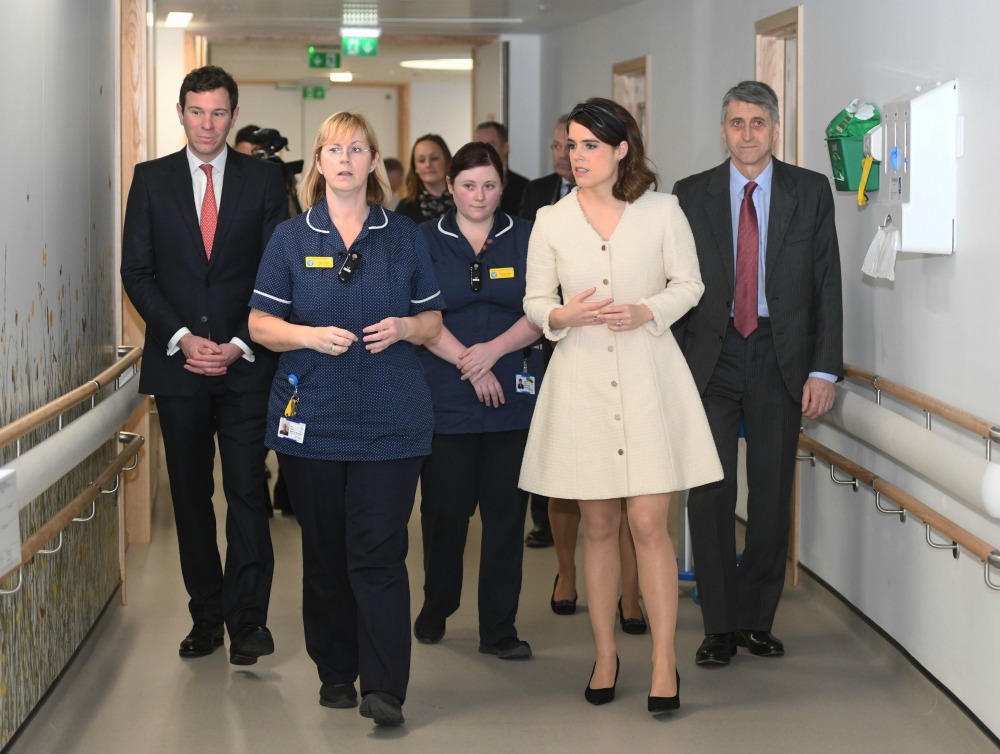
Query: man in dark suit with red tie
672 81 843 666
121 66 288 664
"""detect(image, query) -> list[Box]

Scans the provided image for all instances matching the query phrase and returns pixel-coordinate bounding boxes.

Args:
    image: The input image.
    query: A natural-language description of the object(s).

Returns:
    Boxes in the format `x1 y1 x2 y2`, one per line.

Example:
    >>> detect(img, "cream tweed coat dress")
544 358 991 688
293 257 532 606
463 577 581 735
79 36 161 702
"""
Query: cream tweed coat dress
519 189 723 500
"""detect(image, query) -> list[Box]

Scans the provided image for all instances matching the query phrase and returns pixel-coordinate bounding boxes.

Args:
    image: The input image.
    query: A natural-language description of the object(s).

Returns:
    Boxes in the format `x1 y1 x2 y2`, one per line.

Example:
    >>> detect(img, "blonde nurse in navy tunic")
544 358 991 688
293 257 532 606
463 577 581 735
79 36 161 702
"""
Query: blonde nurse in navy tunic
248 111 444 727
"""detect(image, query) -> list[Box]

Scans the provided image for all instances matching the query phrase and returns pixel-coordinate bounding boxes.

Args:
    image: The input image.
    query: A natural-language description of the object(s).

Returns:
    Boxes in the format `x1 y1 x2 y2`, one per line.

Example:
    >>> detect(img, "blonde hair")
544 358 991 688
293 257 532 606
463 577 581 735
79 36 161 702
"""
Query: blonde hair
298 111 390 209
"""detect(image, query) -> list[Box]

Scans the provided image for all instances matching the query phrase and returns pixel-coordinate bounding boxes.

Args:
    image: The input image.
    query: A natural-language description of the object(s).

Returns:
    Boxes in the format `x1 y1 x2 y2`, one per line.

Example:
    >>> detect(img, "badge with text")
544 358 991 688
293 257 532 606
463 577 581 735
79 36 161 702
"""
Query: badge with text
305 256 334 268
277 416 306 443
515 373 535 395
489 267 514 279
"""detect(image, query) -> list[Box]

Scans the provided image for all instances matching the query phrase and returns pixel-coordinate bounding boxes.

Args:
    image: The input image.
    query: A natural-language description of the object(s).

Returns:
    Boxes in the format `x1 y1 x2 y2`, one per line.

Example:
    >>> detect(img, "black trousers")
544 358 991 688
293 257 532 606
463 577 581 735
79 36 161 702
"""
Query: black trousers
278 453 422 703
419 430 529 645
155 380 273 635
687 321 801 634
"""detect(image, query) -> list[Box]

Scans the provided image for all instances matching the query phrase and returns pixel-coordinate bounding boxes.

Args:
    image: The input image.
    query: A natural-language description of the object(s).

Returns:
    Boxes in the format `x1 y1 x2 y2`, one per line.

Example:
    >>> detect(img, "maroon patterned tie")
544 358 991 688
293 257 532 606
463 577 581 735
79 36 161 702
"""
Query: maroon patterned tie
734 180 759 338
199 164 218 259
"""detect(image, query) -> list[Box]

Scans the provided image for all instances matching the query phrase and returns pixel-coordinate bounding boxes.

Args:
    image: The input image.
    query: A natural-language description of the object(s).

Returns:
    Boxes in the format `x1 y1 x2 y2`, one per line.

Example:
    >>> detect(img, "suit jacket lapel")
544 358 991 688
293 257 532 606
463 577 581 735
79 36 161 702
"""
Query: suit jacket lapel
706 162 735 293
765 158 797 286
212 148 246 267
169 150 207 261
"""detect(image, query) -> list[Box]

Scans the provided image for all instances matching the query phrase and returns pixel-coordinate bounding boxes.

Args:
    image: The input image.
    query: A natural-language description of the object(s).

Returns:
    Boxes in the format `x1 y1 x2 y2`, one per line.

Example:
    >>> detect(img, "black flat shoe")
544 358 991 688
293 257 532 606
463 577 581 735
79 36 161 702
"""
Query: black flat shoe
229 624 274 666
735 629 785 657
320 682 358 709
585 655 619 705
525 525 554 548
359 691 404 726
617 597 647 635
648 670 680 712
695 632 736 666
413 609 446 644
550 574 577 616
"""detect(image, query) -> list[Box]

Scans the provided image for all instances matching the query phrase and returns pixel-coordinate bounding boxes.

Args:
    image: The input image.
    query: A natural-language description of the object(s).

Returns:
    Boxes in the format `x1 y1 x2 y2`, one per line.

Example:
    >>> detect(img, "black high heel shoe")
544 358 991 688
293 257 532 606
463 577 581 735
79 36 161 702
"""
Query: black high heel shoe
617 597 647 635
550 574 577 616
585 655 620 705
648 670 680 712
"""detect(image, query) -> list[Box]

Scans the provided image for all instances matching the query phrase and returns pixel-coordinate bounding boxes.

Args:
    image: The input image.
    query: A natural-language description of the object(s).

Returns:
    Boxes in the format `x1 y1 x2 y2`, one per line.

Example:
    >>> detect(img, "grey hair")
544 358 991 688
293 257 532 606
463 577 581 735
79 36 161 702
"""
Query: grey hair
721 81 780 124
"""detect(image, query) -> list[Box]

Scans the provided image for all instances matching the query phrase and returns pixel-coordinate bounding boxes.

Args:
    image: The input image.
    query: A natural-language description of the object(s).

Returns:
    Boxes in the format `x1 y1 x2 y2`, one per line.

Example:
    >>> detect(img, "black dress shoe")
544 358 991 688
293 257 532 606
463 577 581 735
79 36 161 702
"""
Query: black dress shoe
525 525 553 548
229 624 274 665
360 691 404 726
179 621 224 658
585 655 619 705
648 670 680 712
320 682 358 709
735 629 785 657
413 610 446 644
550 574 577 616
617 597 647 635
695 632 737 666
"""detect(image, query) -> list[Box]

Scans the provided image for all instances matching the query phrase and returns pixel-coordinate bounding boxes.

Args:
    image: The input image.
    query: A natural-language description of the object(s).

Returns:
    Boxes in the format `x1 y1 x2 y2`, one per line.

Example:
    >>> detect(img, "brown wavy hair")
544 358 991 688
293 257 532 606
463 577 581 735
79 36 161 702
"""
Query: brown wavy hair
568 97 658 203
402 134 452 203
298 111 389 209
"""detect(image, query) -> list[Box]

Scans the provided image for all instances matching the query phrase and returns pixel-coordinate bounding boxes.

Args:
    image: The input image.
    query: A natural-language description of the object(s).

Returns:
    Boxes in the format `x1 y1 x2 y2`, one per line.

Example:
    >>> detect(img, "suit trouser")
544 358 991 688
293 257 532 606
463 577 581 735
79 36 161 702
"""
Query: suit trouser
419 431 529 645
155 380 274 635
687 321 801 634
278 453 422 703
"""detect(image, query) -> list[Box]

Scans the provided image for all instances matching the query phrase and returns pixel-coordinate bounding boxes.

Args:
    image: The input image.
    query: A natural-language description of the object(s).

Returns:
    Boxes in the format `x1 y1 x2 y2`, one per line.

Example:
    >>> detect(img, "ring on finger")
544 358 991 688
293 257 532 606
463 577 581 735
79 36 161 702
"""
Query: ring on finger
615 320 623 327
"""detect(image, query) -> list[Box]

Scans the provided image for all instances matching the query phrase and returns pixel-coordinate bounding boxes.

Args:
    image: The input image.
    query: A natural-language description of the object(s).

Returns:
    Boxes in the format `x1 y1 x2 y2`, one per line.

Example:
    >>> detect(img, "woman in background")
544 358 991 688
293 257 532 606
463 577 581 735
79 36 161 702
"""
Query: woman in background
414 141 543 660
395 134 454 224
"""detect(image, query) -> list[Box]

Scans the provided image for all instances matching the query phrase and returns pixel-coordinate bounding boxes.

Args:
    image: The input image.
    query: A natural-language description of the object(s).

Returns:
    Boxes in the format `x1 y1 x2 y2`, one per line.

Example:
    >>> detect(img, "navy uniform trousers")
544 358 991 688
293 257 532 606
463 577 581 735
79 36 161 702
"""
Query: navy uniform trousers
278 453 423 703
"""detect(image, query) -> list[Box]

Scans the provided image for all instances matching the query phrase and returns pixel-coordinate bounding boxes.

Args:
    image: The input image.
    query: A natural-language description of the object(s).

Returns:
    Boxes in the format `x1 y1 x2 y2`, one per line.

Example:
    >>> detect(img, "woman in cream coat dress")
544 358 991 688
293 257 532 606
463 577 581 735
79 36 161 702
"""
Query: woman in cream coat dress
520 98 722 712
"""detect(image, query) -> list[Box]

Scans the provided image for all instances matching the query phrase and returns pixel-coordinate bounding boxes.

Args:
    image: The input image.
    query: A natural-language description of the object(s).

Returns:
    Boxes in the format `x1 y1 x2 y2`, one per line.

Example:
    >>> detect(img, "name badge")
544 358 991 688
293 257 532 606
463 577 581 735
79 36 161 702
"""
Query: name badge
277 417 306 443
515 373 535 395
305 256 334 268
489 267 515 279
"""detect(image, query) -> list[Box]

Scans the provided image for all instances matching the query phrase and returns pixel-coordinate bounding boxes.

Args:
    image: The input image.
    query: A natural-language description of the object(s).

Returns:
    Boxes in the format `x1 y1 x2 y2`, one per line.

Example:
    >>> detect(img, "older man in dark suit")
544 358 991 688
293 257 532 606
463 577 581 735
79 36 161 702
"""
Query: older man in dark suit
519 114 573 222
672 81 843 666
121 65 288 665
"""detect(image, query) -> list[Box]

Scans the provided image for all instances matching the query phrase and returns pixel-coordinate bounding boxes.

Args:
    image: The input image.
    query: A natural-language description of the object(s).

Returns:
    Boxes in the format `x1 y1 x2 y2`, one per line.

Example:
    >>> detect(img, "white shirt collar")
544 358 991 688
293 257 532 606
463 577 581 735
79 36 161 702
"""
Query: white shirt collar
186 146 228 176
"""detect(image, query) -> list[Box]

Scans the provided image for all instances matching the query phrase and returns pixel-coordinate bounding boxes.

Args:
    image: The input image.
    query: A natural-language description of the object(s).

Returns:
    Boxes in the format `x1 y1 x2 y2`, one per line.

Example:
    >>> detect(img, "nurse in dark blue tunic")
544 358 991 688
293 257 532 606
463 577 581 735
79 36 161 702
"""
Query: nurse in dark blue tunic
413 142 545 658
248 111 443 727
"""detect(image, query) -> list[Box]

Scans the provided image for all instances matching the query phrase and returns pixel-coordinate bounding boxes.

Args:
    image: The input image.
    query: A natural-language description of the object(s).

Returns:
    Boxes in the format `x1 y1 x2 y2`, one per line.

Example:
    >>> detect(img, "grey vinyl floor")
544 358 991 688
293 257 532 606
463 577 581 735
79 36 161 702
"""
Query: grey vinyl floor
6 450 997 754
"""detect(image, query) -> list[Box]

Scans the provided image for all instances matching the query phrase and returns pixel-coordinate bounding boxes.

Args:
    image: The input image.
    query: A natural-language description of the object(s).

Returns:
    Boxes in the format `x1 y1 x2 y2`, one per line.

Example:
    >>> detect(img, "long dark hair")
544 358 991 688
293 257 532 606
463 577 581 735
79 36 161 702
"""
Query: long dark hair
568 97 658 202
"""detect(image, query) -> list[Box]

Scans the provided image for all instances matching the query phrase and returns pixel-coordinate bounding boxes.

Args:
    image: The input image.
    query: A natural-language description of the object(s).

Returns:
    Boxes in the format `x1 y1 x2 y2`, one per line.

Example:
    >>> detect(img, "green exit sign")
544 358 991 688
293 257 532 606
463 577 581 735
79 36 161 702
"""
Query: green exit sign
308 48 341 68
302 86 326 100
342 37 378 57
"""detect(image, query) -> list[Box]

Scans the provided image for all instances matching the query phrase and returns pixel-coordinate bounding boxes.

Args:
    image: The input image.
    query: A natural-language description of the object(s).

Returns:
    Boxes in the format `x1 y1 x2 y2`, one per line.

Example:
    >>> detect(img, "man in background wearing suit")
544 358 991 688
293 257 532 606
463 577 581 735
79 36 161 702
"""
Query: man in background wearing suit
515 113 575 548
474 120 530 216
121 66 288 665
519 113 573 222
672 81 843 666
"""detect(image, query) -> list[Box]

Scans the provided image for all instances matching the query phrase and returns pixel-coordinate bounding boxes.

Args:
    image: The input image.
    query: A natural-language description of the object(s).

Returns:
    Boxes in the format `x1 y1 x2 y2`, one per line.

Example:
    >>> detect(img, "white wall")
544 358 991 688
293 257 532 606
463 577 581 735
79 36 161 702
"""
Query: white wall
408 80 472 162
541 0 1000 737
154 28 186 157
504 34 543 179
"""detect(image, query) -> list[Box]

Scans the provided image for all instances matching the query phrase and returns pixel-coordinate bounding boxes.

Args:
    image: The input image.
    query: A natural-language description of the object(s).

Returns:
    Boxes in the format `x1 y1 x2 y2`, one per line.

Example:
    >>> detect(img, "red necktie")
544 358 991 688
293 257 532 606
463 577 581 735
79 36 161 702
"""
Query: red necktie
199 164 218 259
734 180 759 338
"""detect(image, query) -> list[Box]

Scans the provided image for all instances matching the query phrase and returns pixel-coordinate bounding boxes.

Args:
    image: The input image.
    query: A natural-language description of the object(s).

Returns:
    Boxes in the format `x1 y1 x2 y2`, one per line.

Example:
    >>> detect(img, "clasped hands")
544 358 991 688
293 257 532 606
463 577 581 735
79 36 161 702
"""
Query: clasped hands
308 317 409 356
550 287 653 332
180 334 243 376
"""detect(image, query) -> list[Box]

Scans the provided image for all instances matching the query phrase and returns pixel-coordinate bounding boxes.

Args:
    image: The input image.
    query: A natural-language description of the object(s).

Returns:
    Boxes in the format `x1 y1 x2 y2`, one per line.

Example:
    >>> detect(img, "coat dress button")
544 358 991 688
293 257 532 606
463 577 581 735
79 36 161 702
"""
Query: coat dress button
617 449 624 455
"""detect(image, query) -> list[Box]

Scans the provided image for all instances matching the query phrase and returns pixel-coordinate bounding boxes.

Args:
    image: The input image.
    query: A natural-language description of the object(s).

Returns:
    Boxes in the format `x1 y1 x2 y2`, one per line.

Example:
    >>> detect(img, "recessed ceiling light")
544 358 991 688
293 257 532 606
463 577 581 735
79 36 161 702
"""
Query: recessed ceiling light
399 59 473 71
330 72 354 83
164 12 193 28
340 26 381 38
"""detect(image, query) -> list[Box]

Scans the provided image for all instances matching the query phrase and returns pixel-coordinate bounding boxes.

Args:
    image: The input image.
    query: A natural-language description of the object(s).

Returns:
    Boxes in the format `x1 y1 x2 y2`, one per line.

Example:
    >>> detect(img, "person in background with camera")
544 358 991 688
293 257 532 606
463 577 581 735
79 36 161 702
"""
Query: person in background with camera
248 111 443 727
394 134 453 224
520 98 722 712
413 141 543 659
234 124 259 155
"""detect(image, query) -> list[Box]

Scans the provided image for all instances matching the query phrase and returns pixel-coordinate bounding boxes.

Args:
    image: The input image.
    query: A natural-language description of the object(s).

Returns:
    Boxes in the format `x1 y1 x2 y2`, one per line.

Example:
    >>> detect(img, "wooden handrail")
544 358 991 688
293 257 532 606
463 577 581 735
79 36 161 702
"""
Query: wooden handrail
1 433 144 586
844 363 999 441
799 434 998 564
0 347 142 450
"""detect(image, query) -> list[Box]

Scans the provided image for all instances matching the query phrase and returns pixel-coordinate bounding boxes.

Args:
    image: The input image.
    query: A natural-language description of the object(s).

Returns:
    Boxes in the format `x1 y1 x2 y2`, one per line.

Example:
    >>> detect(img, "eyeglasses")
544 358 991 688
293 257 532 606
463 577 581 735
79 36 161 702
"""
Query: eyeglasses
324 145 372 157
470 261 482 292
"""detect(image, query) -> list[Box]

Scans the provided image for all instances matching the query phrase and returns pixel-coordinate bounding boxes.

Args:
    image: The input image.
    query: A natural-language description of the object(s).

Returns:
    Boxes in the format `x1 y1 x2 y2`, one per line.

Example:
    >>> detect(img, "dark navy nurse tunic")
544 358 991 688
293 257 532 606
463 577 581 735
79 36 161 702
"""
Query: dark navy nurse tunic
250 199 445 461
417 208 544 434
